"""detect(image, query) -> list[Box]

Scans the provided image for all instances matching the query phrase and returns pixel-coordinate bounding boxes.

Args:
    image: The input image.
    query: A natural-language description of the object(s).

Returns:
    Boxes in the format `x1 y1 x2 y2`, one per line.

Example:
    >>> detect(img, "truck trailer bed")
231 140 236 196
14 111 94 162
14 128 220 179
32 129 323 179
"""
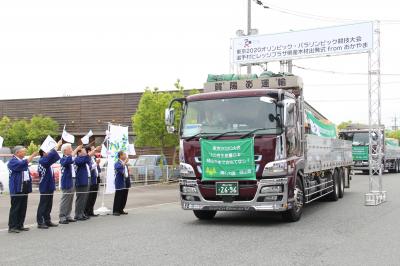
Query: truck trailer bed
304 134 353 174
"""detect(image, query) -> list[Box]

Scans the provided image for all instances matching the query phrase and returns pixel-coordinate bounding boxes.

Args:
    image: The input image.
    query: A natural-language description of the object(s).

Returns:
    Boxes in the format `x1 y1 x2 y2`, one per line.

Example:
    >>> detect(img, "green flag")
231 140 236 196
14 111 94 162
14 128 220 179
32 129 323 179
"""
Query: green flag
200 138 256 181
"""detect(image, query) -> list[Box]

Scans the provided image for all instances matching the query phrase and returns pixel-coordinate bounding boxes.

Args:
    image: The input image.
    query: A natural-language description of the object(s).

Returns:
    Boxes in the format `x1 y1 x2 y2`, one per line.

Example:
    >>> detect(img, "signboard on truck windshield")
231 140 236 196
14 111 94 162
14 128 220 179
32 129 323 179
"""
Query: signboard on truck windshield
232 22 373 64
352 146 369 161
200 138 256 181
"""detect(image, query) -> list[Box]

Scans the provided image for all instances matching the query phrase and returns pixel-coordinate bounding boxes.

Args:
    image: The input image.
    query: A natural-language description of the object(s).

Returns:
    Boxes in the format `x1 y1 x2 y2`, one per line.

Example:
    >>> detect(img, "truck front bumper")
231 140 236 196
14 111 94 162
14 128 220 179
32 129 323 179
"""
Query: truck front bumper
179 178 290 212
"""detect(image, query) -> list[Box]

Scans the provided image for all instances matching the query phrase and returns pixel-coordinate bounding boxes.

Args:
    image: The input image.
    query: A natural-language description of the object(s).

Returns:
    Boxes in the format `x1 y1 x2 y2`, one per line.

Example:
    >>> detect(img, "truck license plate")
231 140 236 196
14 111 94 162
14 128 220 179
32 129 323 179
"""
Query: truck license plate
216 182 239 196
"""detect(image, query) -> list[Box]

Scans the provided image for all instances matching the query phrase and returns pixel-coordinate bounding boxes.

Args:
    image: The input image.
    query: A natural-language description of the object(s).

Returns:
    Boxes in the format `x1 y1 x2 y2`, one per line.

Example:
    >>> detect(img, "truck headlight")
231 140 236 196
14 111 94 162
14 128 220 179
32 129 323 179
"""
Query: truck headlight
180 162 196 178
260 185 283 194
262 160 288 177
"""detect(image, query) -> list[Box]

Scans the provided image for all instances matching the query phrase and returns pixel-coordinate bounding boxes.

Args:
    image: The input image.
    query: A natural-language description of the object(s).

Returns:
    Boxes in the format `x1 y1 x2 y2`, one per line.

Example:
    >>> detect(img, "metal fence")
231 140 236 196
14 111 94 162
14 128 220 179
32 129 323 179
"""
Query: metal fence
25 165 180 190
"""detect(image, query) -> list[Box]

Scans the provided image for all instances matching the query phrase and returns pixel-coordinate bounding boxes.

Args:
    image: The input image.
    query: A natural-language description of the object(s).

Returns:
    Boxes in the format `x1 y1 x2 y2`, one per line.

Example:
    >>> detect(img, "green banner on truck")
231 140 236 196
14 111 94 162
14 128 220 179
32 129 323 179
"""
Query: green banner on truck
306 111 337 138
200 138 256 181
352 146 369 161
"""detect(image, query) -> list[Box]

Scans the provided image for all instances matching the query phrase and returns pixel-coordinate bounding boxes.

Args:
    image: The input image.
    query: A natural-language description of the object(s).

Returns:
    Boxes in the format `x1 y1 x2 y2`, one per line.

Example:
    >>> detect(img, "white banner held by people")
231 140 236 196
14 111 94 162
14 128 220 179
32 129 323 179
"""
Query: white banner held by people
40 135 57 153
232 22 373 64
62 125 75 143
105 125 129 194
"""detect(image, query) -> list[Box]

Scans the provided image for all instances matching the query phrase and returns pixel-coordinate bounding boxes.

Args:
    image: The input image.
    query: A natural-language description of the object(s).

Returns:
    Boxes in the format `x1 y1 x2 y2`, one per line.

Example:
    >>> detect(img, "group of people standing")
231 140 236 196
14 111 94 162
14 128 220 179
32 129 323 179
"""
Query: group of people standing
8 141 131 233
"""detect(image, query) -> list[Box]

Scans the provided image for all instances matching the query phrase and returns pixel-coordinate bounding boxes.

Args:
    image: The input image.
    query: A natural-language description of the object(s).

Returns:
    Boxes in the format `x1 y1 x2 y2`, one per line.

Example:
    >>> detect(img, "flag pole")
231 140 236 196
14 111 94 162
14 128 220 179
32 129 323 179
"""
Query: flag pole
94 123 112 215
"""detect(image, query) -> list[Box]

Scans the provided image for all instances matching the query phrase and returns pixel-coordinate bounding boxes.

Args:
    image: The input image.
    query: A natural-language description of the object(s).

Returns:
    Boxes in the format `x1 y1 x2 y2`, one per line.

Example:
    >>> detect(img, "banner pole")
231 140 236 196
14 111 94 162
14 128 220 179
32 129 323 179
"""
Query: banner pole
95 123 112 215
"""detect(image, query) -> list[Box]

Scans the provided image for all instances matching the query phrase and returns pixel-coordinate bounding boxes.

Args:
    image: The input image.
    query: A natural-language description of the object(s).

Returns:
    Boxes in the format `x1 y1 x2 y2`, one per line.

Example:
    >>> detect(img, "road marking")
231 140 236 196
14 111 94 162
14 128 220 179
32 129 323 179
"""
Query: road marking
0 201 180 232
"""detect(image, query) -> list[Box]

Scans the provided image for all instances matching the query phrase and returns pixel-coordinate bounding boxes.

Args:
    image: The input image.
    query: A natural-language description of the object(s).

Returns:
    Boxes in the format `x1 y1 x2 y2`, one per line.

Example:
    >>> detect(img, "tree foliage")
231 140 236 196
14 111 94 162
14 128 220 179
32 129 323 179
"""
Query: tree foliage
386 130 400 142
337 120 352 130
27 141 39 155
133 80 197 151
0 115 59 147
27 115 59 144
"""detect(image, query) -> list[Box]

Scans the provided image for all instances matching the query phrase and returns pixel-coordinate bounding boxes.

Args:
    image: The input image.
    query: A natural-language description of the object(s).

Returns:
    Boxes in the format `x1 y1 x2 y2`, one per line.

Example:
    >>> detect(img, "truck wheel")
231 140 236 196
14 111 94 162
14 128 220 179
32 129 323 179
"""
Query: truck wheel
338 168 344 199
397 161 400 173
193 210 217 220
282 175 304 222
328 170 339 201
0 182 3 193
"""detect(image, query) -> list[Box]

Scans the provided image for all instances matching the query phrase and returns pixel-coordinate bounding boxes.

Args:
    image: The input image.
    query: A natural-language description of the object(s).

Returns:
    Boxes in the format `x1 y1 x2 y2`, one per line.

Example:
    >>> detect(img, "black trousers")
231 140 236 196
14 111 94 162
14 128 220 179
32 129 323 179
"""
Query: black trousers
113 188 129 213
8 183 29 229
85 184 99 215
37 194 54 225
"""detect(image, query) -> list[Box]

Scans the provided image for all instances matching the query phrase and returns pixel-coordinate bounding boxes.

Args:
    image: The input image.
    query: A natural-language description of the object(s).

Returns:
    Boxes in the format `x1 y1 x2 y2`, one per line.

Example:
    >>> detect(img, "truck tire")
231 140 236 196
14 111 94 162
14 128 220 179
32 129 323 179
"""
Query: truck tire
282 175 304 222
397 160 400 173
338 168 344 199
328 170 339 201
193 210 217 220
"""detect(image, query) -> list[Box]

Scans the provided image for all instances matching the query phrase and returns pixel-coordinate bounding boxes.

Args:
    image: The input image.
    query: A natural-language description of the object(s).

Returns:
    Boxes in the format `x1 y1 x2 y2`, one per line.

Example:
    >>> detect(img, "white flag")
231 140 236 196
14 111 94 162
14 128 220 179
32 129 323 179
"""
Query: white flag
0 136 3 149
40 135 57 153
62 125 75 143
81 130 93 145
128 144 136 155
100 144 108 158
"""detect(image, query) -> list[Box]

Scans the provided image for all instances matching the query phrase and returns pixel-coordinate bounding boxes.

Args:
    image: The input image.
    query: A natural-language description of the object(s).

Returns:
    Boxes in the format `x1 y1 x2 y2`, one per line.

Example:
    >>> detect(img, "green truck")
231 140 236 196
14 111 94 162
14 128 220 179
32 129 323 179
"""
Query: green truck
339 125 400 174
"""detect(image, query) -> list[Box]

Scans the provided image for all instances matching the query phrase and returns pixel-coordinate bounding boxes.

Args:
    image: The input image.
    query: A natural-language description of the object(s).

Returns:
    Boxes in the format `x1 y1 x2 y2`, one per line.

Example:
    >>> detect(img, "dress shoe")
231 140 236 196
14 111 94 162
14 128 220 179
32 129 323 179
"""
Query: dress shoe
83 215 90 220
8 228 20 233
59 220 69 225
17 227 30 231
120 211 128 215
37 224 49 229
75 217 86 221
112 212 120 216
46 222 58 227
90 213 99 217
67 218 77 223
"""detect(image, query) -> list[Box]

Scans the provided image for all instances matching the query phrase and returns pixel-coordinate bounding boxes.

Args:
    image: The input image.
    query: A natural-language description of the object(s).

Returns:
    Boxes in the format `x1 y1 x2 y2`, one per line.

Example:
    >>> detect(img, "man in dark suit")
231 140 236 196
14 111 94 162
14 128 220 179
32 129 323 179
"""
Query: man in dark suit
84 146 101 217
37 140 62 229
113 151 131 216
7 146 38 233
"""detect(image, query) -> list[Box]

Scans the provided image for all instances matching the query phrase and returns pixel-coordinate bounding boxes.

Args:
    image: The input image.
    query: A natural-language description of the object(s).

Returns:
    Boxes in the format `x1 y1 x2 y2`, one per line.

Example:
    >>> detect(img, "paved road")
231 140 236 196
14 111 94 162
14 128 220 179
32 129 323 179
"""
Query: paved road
1 174 400 265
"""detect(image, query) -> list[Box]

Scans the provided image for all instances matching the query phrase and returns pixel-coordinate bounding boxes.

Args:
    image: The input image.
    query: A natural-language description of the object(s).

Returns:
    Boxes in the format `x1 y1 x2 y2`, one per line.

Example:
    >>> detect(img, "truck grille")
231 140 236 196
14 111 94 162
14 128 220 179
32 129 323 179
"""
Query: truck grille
195 155 262 174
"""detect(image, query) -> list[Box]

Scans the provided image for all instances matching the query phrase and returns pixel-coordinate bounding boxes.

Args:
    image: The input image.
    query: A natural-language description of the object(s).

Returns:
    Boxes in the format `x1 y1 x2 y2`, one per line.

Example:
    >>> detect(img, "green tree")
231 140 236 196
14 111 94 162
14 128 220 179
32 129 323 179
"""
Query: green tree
337 120 352 130
386 130 400 142
6 119 30 146
27 141 39 155
0 116 11 139
27 115 59 144
132 80 196 152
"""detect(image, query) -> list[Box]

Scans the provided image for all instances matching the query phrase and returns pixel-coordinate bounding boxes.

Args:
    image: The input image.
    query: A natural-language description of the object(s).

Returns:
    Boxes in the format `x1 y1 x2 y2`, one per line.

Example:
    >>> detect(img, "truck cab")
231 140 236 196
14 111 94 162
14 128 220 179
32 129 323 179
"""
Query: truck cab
166 74 351 222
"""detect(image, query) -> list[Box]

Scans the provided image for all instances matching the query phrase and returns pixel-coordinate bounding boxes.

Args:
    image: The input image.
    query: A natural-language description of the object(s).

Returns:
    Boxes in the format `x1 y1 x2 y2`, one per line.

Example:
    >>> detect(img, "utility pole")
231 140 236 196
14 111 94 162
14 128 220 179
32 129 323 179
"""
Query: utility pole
393 115 398 130
247 0 252 74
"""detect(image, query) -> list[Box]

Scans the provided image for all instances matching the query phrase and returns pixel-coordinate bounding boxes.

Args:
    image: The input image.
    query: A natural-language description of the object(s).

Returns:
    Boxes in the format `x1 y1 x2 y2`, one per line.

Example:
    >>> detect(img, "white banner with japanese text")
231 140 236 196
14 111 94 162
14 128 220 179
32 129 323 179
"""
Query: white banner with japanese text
232 22 373 64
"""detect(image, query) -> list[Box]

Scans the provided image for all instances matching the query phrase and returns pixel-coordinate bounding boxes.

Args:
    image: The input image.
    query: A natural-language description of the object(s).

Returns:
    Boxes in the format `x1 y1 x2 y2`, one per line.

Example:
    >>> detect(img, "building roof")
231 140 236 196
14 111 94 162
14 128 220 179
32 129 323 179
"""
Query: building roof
0 92 143 135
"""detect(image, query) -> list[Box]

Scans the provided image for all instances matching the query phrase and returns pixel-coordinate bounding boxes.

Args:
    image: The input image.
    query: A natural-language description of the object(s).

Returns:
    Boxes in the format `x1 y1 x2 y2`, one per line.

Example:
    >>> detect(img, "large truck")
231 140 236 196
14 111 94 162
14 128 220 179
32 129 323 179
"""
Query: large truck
339 124 400 174
165 74 352 222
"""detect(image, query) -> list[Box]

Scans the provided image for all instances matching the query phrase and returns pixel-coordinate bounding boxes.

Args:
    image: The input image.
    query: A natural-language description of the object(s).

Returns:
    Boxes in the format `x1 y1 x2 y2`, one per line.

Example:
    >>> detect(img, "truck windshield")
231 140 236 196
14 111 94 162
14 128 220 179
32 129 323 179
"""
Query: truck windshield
181 96 281 138
352 132 369 146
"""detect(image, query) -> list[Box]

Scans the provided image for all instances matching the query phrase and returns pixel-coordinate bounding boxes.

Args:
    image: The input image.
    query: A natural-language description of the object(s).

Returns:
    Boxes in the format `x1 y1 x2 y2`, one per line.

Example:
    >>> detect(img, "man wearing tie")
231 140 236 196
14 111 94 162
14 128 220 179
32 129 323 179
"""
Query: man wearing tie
59 143 82 224
37 140 62 229
7 146 38 233
74 146 99 221
84 146 101 217
113 151 131 216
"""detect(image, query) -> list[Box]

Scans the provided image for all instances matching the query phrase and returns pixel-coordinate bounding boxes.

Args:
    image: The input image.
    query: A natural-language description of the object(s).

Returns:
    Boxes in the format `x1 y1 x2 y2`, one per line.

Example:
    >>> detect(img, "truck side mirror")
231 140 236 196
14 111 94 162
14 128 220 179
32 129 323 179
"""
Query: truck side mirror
165 108 175 126
281 99 296 127
165 108 176 133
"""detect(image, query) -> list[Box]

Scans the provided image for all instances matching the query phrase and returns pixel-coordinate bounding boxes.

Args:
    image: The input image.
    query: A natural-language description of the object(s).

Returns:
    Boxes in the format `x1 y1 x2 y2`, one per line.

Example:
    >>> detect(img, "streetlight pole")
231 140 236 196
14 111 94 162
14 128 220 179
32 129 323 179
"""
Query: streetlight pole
247 0 252 74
